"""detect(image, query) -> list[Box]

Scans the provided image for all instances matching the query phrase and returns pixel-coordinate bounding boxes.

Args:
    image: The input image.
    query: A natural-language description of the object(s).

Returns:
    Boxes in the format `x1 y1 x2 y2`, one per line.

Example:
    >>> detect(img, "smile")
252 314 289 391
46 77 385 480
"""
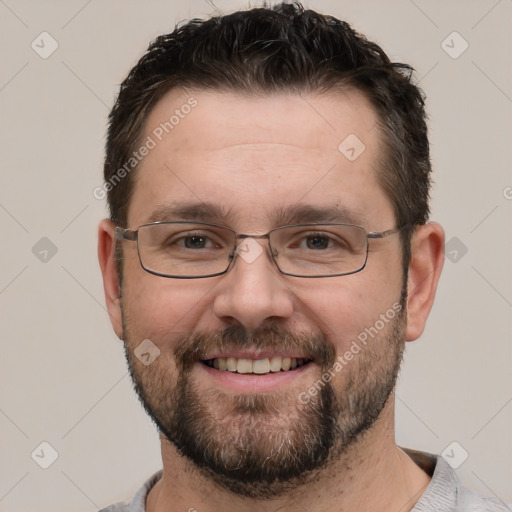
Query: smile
201 356 314 374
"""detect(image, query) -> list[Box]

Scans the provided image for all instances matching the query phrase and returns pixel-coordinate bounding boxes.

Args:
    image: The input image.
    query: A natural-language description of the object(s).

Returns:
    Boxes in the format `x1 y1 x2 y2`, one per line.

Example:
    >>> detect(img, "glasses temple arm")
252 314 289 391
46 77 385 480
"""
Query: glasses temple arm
367 226 404 239
115 226 138 241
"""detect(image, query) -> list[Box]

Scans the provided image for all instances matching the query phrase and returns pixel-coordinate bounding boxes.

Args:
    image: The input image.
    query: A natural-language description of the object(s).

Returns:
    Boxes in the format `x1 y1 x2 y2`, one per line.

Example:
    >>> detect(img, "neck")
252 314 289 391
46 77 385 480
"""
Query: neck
146 399 431 512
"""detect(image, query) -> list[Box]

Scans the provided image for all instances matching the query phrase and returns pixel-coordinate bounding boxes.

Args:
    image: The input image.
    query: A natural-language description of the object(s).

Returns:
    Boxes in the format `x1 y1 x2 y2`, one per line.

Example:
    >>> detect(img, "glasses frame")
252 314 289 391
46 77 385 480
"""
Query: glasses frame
115 221 403 279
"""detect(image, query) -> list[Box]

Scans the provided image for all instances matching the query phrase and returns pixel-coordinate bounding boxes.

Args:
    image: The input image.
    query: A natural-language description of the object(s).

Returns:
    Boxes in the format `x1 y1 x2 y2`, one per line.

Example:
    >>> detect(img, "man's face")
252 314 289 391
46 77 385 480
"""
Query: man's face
119 89 405 497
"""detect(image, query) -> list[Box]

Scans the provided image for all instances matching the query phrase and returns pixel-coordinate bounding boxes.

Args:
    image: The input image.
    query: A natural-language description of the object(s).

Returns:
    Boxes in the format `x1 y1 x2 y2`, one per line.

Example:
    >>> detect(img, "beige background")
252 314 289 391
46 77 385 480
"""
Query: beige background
0 0 511 510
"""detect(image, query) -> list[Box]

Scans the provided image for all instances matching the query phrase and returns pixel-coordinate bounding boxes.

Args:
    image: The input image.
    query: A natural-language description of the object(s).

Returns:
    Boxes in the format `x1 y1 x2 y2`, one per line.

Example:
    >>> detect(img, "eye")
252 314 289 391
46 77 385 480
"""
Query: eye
169 231 223 249
291 231 349 251
303 234 332 250
181 234 215 249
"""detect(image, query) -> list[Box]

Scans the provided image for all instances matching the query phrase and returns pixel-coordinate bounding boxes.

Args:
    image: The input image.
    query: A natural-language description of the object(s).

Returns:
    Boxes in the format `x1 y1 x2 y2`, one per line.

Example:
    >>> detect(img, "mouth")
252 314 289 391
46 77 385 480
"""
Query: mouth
201 356 314 375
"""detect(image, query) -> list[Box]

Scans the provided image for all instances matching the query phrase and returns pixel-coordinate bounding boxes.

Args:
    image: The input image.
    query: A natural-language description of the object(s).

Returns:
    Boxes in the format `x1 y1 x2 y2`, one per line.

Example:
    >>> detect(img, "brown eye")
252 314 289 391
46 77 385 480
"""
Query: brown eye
183 235 209 249
305 235 330 250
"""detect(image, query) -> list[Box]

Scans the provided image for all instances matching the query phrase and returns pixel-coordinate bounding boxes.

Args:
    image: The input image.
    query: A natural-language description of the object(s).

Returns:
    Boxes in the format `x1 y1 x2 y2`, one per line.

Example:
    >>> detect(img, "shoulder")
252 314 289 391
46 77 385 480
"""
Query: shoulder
98 470 163 512
402 448 511 512
456 484 512 511
98 504 130 512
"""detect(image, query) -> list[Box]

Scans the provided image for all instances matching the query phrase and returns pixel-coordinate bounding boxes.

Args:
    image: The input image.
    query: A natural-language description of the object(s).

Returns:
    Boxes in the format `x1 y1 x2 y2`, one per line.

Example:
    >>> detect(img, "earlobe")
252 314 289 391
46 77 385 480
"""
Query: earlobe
405 222 445 342
98 219 124 339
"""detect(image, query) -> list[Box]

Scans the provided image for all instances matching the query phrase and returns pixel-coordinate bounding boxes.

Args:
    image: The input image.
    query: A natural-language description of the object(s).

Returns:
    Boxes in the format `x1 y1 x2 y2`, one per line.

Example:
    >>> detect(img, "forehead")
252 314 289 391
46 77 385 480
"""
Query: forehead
128 87 392 229
145 86 379 153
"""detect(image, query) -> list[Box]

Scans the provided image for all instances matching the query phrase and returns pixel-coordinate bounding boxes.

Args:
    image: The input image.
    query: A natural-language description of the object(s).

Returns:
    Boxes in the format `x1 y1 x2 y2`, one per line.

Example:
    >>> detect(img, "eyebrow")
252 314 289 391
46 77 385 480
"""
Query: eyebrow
145 201 366 227
147 202 238 224
270 204 366 226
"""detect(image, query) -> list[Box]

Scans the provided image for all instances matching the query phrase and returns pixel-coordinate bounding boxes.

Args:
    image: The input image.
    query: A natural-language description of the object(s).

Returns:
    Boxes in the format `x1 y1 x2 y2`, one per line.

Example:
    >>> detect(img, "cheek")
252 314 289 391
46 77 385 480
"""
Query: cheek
121 272 209 353
297 272 400 348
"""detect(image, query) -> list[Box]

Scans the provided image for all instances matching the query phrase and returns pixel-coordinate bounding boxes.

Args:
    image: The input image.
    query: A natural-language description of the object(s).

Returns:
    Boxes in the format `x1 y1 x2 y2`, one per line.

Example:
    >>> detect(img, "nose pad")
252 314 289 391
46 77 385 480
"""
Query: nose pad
225 250 236 271
229 238 280 274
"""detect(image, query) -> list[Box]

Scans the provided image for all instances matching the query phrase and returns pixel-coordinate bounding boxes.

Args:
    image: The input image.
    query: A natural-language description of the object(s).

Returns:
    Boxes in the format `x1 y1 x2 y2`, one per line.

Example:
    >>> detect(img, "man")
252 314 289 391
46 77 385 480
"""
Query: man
97 2 509 511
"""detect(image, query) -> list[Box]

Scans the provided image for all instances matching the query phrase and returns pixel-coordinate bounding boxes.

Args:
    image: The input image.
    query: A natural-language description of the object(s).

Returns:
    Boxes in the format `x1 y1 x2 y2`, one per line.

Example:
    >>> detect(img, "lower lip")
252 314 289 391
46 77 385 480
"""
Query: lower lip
196 361 315 392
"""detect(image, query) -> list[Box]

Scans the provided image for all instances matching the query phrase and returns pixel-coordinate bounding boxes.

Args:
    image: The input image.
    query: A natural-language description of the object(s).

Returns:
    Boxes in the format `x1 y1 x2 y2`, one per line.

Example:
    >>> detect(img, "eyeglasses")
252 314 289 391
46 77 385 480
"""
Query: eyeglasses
115 221 402 279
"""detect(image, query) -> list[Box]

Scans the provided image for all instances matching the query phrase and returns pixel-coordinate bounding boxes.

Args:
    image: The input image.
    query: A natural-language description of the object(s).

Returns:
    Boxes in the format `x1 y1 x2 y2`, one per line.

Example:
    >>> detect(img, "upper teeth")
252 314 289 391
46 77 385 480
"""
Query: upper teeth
205 356 309 374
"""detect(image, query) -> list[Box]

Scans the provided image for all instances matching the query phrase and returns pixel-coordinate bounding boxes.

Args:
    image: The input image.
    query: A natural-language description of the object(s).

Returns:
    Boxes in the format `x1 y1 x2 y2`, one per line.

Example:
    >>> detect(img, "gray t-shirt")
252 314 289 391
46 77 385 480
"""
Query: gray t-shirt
99 449 511 511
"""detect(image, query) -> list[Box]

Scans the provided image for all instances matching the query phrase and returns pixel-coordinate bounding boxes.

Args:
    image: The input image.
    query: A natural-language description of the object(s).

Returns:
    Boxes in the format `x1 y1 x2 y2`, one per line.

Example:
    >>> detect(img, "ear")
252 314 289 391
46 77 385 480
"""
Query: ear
98 219 124 339
405 222 445 341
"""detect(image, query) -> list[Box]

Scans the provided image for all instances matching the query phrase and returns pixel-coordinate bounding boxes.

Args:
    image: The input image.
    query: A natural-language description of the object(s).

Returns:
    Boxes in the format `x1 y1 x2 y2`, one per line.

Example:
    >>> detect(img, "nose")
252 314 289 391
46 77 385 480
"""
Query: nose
212 238 294 332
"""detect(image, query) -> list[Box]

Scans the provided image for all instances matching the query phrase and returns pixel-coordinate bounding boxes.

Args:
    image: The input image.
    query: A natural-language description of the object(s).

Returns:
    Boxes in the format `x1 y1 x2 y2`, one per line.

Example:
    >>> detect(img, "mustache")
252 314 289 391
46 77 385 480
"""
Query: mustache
174 324 336 372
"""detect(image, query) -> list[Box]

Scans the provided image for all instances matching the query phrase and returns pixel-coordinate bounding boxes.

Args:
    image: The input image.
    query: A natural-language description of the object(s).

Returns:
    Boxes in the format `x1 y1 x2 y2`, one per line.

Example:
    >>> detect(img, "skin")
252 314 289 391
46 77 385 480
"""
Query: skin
98 88 445 512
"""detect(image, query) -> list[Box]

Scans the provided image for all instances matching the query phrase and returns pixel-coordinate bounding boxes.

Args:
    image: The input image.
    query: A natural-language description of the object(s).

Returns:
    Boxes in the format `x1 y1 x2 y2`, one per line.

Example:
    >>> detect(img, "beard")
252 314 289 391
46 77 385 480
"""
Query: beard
121 303 406 499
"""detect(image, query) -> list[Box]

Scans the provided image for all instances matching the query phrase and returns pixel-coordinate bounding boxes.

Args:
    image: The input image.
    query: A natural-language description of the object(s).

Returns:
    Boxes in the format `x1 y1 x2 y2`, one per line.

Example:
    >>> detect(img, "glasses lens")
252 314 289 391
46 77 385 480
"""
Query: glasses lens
270 224 368 276
137 223 234 277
